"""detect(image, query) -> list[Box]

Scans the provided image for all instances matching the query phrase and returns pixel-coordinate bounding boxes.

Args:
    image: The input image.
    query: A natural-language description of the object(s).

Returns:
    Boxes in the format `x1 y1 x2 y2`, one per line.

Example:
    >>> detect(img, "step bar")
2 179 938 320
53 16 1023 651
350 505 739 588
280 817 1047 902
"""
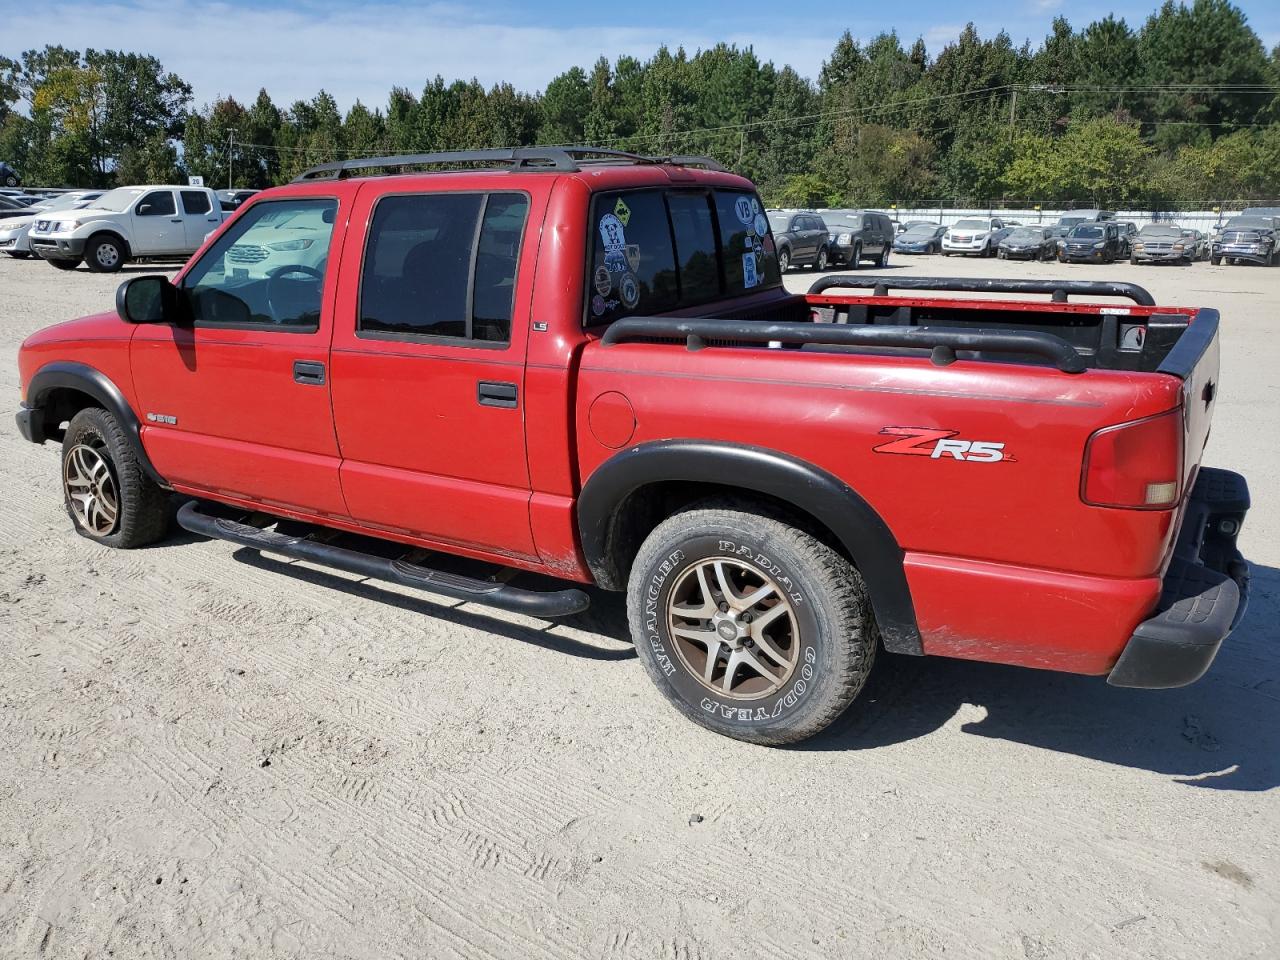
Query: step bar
177 501 591 618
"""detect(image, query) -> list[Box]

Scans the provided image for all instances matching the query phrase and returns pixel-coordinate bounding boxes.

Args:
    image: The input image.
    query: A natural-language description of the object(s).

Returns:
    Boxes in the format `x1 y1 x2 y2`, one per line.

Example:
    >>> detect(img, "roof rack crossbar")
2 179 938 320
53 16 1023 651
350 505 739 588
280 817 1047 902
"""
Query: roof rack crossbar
293 147 726 182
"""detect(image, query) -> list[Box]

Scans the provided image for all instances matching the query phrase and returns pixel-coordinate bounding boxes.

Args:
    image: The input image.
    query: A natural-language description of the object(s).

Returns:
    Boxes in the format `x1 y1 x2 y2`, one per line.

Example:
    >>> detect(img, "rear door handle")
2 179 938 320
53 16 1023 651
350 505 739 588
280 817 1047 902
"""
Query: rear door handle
169 218 183 223
477 380 518 408
293 360 326 385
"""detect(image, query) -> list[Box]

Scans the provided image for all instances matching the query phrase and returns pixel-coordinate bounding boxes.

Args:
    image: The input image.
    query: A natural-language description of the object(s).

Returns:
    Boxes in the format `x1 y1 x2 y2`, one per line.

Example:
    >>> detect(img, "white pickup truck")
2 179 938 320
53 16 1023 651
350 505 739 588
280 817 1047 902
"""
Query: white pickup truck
27 185 225 272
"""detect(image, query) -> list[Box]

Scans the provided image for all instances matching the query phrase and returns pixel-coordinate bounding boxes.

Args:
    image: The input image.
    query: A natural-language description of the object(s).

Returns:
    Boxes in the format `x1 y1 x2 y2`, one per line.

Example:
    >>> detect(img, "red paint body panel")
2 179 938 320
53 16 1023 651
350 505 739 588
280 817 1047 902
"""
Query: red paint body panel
16 161 1226 679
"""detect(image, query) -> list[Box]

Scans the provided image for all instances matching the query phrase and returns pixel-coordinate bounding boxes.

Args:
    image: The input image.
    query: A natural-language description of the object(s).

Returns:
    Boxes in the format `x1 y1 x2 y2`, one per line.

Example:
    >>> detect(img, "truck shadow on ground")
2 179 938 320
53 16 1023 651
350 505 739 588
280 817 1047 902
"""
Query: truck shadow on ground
809 564 1280 793
222 536 1276 790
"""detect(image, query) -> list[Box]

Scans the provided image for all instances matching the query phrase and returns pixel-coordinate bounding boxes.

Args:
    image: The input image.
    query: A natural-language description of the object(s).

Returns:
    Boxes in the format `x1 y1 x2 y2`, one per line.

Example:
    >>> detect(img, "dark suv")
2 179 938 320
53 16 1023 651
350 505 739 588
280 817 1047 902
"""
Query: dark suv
0 162 19 188
821 210 894 268
766 210 830 272
1058 222 1125 263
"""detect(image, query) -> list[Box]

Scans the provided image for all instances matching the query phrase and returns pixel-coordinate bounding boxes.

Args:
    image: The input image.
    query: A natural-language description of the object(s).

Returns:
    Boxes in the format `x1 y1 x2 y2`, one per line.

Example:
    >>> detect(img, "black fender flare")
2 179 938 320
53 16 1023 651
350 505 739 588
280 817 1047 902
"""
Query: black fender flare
25 360 166 486
84 228 132 260
577 440 922 655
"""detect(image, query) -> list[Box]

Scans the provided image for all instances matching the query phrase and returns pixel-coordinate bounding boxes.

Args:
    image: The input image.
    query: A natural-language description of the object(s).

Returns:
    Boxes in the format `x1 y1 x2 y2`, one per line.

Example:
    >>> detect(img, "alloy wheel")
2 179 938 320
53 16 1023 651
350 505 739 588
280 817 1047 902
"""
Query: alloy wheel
666 557 800 700
64 443 119 535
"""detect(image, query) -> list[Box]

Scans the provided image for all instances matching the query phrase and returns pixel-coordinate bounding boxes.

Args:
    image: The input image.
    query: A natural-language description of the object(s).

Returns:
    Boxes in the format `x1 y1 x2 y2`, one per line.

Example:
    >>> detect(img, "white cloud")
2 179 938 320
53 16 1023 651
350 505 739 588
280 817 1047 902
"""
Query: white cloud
4 0 838 111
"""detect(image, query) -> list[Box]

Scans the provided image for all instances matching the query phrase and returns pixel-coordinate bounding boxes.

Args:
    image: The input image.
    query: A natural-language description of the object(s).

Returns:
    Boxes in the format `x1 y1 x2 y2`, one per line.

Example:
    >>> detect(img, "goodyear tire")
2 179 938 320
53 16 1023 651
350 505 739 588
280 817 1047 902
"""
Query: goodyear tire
627 503 877 745
61 408 169 548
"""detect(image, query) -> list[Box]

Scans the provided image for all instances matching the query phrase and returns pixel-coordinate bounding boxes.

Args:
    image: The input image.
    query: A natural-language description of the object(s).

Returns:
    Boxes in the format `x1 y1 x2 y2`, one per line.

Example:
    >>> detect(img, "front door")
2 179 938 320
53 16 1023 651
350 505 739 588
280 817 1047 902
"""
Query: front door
130 190 348 517
130 189 185 255
328 185 543 561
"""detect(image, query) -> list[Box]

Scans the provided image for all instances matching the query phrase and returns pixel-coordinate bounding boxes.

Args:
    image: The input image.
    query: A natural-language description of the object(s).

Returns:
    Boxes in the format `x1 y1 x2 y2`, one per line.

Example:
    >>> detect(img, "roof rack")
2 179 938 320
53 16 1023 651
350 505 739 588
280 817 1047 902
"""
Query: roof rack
293 147 726 182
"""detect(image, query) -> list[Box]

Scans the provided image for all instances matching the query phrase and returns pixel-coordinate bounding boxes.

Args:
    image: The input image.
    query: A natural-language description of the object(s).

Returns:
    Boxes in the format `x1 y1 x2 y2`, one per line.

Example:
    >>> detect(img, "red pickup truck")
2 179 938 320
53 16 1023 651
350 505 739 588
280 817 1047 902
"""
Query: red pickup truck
15 148 1250 745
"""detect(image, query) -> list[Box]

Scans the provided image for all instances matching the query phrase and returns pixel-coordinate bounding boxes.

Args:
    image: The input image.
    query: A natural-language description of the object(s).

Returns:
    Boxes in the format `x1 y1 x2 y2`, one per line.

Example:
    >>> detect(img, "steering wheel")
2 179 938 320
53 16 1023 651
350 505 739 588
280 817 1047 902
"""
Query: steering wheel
266 263 324 321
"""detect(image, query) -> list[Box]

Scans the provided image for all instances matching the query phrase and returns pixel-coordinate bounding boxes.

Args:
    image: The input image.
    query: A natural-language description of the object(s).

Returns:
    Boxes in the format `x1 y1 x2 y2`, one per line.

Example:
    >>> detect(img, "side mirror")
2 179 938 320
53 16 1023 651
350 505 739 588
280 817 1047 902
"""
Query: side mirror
137 203 152 215
116 275 188 325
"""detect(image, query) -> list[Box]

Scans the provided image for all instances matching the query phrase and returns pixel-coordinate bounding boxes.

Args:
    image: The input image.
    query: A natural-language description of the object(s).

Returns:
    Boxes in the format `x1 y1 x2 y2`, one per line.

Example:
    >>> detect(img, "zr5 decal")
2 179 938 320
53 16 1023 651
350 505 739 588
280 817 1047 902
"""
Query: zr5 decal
873 427 1011 463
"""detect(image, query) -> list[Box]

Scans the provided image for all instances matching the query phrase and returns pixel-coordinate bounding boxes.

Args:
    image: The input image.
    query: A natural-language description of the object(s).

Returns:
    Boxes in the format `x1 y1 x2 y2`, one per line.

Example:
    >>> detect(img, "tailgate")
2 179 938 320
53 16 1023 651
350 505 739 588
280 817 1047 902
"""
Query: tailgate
1158 308 1220 496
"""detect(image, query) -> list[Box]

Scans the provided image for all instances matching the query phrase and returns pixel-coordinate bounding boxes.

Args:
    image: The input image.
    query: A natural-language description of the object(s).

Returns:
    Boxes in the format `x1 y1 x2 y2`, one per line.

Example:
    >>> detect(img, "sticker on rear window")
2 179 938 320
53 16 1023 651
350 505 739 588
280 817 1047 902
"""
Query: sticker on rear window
734 196 754 226
613 198 631 227
754 213 769 237
593 265 612 296
599 213 628 273
743 251 759 288
619 272 640 308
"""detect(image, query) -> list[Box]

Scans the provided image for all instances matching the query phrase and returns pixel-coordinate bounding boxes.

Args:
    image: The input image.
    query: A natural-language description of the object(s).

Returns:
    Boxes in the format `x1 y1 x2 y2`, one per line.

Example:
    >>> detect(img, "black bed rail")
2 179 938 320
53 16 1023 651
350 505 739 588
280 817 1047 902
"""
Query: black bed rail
807 275 1156 307
600 316 1088 374
294 147 725 181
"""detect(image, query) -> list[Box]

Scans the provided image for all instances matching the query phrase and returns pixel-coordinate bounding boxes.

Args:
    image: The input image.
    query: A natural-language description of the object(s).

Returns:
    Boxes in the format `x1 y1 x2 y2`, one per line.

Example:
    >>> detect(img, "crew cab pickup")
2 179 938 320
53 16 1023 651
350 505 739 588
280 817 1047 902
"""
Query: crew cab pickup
28 184 224 273
15 149 1251 745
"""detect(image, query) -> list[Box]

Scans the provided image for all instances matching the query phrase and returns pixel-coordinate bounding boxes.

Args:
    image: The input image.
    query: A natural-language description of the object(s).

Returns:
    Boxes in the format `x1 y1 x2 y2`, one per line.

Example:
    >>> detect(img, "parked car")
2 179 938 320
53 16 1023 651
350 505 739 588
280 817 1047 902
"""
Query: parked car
1049 209 1115 239
766 209 830 272
1058 222 1124 263
941 217 1006 257
1241 206 1280 219
217 189 260 211
1130 224 1193 265
892 223 946 254
898 219 936 233
1180 229 1210 261
0 162 19 187
822 209 894 268
27 184 225 272
0 195 34 221
1211 216 1278 266
15 147 1250 747
997 226 1056 261
0 191 104 259
1114 221 1138 257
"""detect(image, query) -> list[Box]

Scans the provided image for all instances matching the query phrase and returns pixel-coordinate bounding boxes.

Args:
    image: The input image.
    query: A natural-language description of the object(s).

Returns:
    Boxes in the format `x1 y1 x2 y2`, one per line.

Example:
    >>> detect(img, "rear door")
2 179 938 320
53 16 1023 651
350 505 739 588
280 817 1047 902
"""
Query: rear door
328 184 543 561
130 188 347 515
131 189 183 255
179 189 221 251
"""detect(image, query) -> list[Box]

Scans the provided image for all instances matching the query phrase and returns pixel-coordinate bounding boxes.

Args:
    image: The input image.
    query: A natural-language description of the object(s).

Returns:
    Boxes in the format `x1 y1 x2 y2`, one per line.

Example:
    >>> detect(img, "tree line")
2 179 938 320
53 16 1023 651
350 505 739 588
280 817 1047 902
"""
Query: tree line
2 0 1279 207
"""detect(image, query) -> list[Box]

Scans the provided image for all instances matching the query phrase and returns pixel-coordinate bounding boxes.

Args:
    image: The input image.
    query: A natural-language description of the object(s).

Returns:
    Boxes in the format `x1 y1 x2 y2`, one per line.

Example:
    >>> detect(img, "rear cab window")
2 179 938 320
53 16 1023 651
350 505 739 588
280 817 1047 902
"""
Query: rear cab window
587 188 780 325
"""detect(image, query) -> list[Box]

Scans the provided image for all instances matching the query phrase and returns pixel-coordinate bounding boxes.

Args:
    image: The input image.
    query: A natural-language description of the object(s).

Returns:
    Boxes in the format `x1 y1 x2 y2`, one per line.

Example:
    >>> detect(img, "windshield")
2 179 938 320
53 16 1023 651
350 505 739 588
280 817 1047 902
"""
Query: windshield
952 219 988 230
902 224 937 237
767 213 792 233
90 187 147 212
1006 228 1043 241
1057 216 1086 227
1070 225 1104 239
1225 217 1275 232
37 194 100 213
1140 226 1181 237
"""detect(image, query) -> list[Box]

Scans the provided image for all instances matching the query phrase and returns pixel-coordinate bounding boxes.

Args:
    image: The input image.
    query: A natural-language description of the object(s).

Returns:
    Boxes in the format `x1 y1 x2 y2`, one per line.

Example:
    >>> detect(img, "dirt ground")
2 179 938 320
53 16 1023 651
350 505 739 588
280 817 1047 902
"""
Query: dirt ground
1 249 1277 960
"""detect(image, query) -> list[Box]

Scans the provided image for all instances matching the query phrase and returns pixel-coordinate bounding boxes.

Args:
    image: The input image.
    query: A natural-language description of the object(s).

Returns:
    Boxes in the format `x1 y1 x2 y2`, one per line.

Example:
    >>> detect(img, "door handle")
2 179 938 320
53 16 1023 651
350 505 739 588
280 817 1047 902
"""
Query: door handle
293 360 326 385
477 380 518 408
169 218 183 223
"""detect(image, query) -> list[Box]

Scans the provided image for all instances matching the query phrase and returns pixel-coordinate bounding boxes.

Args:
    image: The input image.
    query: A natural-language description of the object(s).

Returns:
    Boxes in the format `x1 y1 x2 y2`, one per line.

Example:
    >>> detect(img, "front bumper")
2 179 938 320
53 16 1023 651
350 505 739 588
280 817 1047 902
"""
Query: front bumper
30 236 86 260
1215 245 1271 264
1108 467 1251 688
1059 247 1110 261
16 402 46 444
1132 248 1188 262
999 247 1044 259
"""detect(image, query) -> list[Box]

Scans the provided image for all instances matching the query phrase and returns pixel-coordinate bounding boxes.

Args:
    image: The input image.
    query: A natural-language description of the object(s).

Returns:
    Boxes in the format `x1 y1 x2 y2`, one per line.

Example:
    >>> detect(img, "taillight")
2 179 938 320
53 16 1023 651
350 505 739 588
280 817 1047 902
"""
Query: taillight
1081 409 1184 509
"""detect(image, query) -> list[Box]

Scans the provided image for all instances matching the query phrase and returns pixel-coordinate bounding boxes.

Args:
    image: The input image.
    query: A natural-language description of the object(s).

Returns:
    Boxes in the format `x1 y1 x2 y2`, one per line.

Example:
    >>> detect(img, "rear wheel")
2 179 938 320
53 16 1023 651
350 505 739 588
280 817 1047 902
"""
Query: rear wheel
1210 255 1221 265
2 174 17 187
61 408 169 548
85 234 126 273
777 248 791 273
877 246 889 268
627 503 877 745
815 246 829 271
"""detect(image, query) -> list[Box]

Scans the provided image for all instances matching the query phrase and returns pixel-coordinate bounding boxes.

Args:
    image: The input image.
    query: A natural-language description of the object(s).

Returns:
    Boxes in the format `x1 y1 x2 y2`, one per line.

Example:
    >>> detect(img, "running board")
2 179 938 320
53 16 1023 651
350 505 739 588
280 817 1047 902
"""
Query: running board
176 501 591 618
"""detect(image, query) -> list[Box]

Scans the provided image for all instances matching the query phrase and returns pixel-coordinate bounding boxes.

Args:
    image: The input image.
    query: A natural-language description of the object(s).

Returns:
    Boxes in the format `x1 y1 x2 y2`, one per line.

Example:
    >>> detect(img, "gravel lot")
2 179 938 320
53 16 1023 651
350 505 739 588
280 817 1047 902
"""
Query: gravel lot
1 251 1277 959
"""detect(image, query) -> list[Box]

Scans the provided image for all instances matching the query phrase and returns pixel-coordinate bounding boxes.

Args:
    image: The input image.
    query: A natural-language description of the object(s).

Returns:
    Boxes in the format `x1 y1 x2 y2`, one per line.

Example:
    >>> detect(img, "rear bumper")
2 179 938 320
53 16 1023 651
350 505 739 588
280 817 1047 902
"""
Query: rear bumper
1107 467 1250 688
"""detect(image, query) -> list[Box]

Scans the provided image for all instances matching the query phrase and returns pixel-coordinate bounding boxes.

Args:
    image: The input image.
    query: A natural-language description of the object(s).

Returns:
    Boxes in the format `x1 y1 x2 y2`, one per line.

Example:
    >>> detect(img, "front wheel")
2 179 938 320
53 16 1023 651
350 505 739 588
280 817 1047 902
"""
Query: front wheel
1210 256 1221 265
61 408 170 548
2 175 17 187
627 503 877 745
85 234 126 273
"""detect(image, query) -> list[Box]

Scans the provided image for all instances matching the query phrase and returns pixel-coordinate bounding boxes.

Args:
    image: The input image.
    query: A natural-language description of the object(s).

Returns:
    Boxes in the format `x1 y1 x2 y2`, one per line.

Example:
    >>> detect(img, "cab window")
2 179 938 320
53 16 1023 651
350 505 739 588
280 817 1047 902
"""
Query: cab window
182 198 338 330
136 191 175 217
588 188 779 325
359 191 529 344
181 190 211 215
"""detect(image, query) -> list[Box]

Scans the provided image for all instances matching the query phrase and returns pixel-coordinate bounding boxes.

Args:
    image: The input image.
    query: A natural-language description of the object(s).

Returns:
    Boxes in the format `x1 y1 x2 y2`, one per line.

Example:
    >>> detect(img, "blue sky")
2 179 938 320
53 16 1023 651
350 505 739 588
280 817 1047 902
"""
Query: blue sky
5 0 1279 110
